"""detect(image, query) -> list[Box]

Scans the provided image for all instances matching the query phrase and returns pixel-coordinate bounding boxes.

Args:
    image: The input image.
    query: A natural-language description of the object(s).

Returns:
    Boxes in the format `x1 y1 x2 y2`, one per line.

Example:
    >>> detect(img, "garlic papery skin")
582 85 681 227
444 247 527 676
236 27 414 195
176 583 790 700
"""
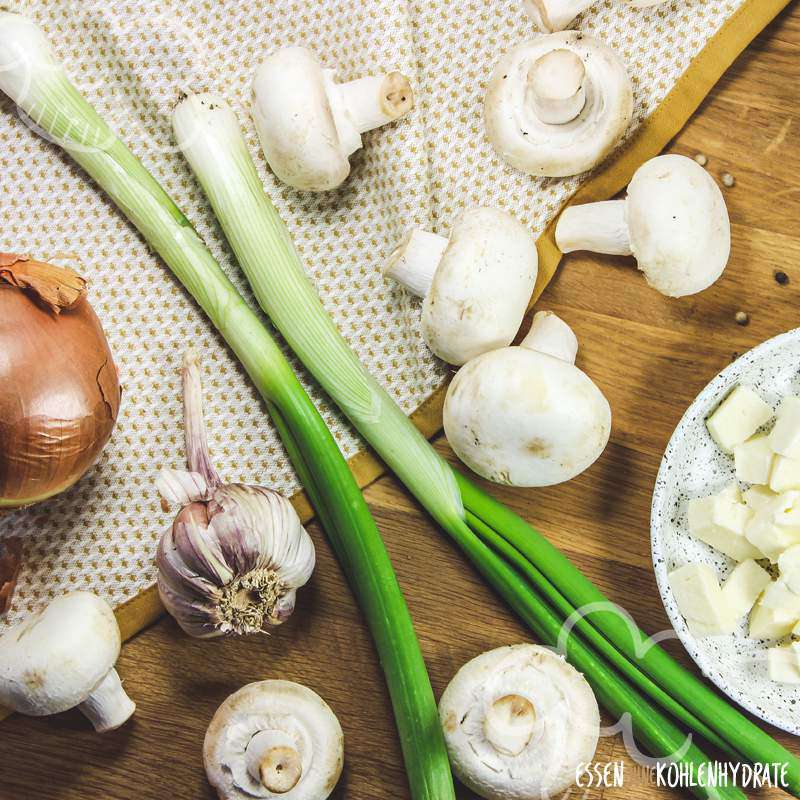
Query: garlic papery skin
204 680 344 800
439 644 600 800
156 351 315 638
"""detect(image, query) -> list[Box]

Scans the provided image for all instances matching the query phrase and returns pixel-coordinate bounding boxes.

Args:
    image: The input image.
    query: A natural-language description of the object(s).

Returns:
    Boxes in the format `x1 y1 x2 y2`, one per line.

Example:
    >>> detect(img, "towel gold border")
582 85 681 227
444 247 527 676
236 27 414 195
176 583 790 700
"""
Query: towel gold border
0 0 791 725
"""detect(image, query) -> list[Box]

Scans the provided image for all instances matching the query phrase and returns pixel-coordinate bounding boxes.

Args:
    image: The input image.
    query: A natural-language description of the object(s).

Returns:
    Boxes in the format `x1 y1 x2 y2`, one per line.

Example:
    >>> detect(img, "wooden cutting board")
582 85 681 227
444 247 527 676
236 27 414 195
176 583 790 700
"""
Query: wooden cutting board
1 6 798 799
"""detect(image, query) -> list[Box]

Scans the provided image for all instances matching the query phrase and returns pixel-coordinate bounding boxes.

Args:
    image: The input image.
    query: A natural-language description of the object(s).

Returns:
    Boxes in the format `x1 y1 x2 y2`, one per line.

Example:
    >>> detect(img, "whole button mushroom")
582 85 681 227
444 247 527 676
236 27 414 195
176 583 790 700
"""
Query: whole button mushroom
0 592 135 732
439 644 600 800
251 47 414 192
555 154 731 297
204 680 343 800
524 0 666 32
443 310 611 487
484 33 632 177
384 207 538 365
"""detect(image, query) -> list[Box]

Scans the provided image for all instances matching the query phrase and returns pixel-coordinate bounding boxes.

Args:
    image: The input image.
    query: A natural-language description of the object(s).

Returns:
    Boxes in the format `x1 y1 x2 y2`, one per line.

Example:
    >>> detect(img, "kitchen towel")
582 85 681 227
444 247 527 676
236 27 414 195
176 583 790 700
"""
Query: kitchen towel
0 0 788 638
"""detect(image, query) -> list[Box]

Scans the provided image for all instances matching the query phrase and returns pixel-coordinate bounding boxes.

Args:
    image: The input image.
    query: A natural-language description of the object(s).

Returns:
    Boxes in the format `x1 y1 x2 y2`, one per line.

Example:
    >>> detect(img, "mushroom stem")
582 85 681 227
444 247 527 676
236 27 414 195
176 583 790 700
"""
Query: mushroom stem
520 310 578 364
483 694 537 756
245 730 303 793
337 72 413 133
326 72 414 156
77 668 136 732
528 49 586 124
554 199 632 255
524 0 594 31
385 229 449 298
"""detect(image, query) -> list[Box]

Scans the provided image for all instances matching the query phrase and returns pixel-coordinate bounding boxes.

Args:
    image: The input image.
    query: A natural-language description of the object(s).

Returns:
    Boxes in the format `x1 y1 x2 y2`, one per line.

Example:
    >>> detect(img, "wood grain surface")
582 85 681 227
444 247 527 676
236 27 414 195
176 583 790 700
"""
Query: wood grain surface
1 6 799 799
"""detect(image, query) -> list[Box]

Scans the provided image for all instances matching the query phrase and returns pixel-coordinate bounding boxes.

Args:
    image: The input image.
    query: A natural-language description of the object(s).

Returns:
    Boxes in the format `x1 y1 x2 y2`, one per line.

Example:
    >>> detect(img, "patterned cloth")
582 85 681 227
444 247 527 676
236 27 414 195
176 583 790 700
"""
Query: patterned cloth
0 0 740 625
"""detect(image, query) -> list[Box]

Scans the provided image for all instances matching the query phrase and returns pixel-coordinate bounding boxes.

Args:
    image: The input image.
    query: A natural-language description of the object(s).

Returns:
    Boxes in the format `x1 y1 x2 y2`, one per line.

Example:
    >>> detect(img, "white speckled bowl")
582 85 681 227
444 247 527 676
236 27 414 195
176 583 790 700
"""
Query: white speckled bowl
651 328 800 735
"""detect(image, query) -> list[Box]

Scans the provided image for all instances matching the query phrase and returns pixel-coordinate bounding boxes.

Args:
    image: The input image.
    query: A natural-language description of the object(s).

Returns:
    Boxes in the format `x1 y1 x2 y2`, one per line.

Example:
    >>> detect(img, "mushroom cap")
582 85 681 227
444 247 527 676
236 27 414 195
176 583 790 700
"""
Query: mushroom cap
204 680 344 800
443 346 610 486
625 154 730 297
422 207 539 366
484 32 633 177
251 47 350 192
439 644 600 800
0 592 121 716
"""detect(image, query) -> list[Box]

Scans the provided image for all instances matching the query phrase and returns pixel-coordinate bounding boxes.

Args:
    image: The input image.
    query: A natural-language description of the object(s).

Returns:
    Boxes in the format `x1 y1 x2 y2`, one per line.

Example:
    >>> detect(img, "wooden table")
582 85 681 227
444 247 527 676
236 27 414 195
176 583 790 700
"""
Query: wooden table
1 7 799 799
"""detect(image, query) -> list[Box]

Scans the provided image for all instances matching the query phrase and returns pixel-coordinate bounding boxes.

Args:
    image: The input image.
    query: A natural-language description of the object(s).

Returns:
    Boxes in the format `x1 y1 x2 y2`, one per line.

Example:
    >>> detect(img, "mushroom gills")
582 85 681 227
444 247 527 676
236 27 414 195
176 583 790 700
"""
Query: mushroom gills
484 33 633 177
439 644 600 800
204 680 343 800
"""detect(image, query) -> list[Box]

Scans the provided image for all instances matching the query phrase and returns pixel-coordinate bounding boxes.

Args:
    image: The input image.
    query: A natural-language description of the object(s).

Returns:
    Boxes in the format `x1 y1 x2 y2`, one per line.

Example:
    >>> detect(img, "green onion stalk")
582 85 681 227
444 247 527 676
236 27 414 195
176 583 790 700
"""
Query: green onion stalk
0 13 454 800
169 90 800 797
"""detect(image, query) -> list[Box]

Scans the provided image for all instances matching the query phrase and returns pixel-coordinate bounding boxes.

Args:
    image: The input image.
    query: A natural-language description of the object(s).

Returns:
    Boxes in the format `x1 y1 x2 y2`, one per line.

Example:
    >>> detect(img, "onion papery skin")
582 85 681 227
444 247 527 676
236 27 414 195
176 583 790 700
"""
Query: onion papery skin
0 286 121 508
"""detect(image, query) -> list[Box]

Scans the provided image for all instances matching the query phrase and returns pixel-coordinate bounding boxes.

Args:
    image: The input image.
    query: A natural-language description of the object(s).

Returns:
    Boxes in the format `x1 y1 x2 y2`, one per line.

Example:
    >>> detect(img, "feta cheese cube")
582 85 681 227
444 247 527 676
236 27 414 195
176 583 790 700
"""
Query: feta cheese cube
771 455 800 493
749 600 797 639
734 434 774 484
717 481 742 504
779 544 800 593
768 646 800 683
687 492 761 562
720 559 772 620
745 500 800 562
759 579 800 616
668 563 733 636
706 386 773 454
743 485 777 510
769 396 800 458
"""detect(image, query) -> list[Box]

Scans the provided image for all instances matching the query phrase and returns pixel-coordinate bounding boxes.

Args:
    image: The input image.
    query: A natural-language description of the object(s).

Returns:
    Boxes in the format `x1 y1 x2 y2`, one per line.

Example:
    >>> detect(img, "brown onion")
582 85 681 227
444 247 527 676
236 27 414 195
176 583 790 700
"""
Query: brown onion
0 253 121 508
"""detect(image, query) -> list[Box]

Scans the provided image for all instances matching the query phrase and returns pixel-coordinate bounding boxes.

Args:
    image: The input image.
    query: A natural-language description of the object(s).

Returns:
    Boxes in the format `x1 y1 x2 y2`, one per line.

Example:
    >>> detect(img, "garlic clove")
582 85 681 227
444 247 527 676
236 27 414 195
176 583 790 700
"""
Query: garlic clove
157 467 210 507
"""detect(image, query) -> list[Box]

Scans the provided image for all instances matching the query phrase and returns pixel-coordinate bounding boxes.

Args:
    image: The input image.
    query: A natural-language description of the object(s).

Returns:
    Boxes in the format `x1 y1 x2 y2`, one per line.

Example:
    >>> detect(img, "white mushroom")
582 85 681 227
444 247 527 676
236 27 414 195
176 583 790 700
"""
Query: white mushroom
384 207 539 365
204 680 343 800
251 46 414 192
443 310 610 487
484 33 632 177
555 154 731 297
524 0 667 33
0 592 135 732
439 644 600 800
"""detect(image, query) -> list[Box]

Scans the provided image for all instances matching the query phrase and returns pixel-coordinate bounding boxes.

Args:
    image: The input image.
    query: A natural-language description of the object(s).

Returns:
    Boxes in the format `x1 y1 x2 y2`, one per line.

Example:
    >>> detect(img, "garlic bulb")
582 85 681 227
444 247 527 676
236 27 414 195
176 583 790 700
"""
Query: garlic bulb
156 350 315 638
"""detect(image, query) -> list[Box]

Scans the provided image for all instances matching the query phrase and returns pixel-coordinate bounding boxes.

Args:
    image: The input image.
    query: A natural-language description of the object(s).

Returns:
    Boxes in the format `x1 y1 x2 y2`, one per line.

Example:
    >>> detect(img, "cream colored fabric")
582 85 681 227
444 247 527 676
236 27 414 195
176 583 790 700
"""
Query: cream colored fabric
0 0 741 626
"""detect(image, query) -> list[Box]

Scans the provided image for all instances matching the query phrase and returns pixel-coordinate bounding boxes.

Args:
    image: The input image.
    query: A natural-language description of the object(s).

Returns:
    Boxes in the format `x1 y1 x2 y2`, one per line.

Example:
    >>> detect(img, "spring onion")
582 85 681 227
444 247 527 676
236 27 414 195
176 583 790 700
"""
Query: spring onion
0 13 454 800
170 91 800 796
